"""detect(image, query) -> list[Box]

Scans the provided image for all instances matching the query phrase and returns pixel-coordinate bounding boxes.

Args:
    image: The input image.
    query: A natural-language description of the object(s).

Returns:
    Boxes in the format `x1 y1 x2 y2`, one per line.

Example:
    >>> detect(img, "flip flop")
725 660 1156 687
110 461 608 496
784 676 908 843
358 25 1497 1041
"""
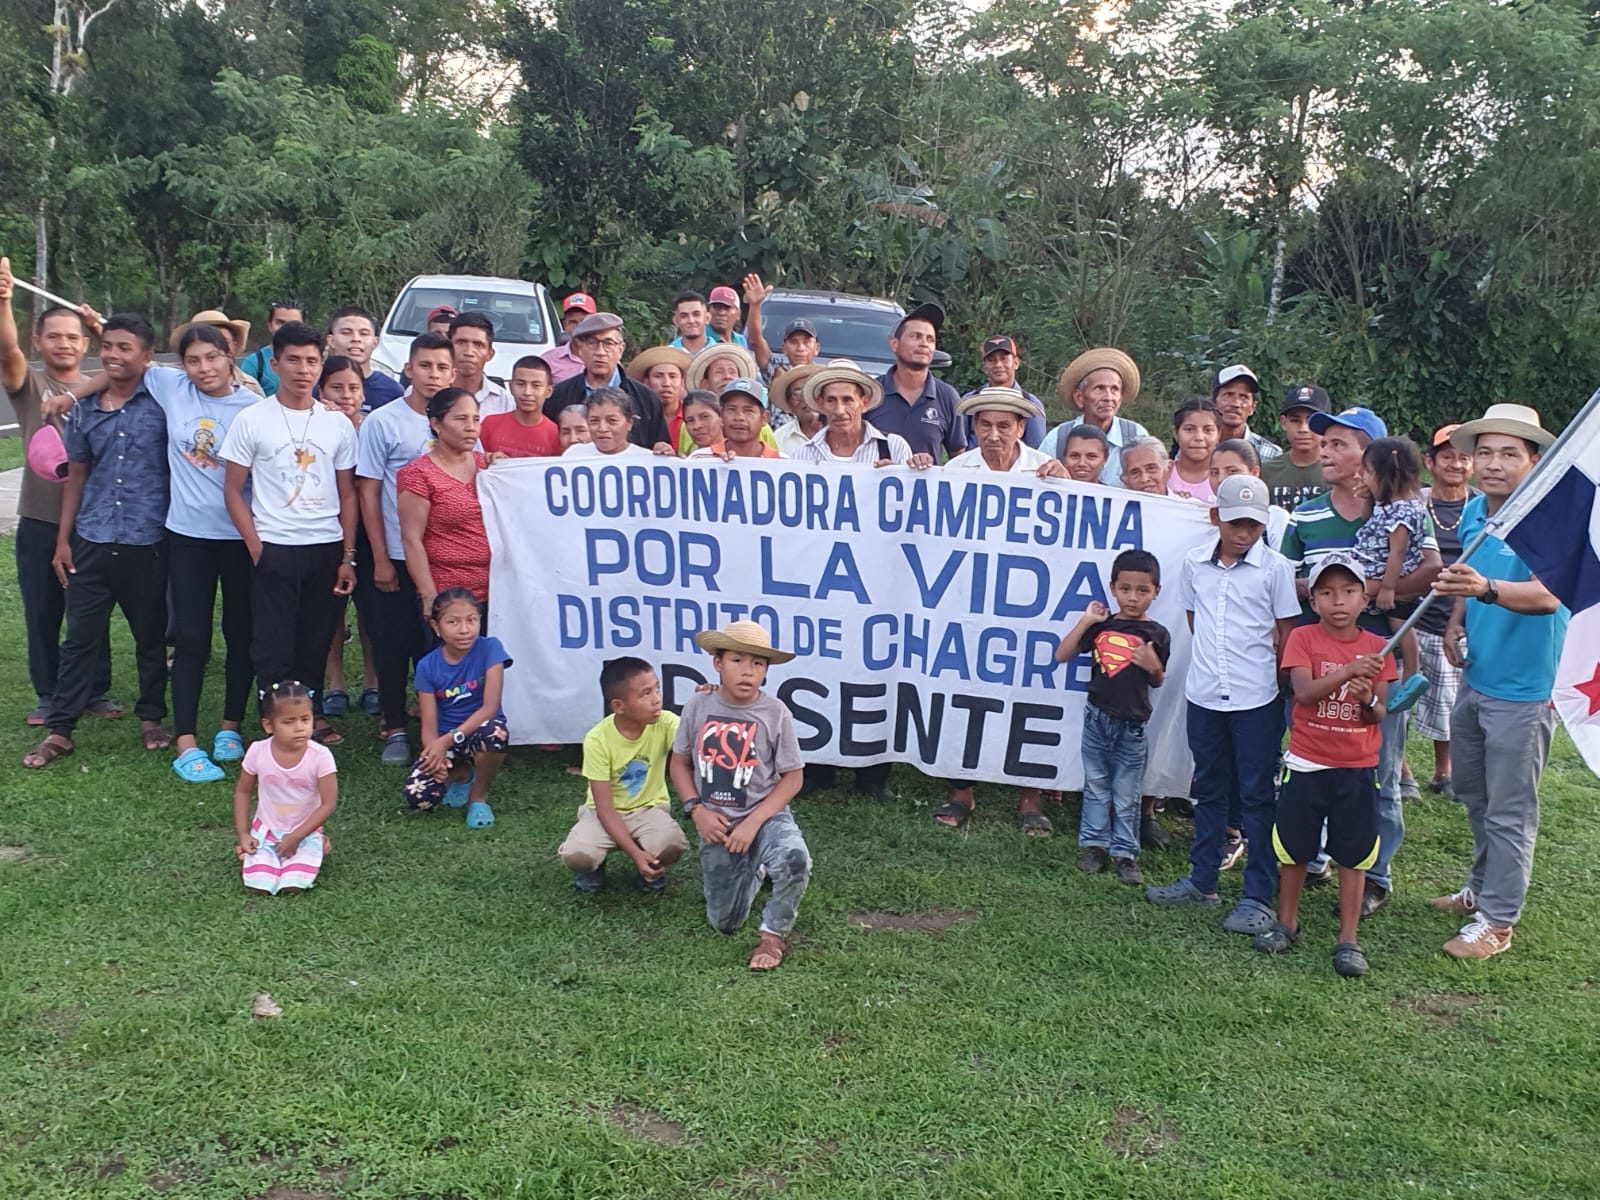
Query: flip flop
22 734 73 769
312 724 344 746
172 747 225 783
322 689 350 716
1387 673 1430 715
141 725 173 751
212 730 245 762
465 800 494 829
1016 810 1053 838
359 688 381 716
932 800 972 829
442 770 476 808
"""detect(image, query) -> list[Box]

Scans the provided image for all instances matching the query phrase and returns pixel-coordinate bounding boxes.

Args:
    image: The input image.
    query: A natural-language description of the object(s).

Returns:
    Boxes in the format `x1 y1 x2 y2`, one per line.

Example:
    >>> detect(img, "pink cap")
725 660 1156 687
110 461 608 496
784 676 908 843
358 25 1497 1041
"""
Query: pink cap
562 292 597 314
708 286 740 308
27 424 69 482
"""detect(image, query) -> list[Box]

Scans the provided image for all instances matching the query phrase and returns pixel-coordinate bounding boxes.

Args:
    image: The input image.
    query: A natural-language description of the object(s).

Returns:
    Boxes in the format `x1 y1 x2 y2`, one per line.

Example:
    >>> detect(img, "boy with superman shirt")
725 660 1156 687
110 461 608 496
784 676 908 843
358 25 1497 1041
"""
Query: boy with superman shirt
670 621 808 971
1056 549 1171 886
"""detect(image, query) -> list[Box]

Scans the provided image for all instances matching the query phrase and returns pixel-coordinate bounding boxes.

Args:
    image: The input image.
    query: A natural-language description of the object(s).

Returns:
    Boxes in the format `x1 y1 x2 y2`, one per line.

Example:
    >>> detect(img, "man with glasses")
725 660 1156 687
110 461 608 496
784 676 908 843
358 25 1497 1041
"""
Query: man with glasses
544 313 671 449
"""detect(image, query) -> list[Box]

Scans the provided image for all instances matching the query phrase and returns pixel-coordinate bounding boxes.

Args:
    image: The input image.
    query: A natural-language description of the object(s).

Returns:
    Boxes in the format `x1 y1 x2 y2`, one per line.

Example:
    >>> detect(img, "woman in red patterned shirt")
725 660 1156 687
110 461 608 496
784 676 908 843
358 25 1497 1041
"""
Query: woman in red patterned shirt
397 387 491 621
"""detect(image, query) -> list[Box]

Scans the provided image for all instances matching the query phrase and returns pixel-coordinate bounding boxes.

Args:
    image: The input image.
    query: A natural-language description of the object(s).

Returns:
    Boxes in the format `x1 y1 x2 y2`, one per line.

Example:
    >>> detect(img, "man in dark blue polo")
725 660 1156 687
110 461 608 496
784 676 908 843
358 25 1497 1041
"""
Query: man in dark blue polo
869 302 964 461
24 314 172 768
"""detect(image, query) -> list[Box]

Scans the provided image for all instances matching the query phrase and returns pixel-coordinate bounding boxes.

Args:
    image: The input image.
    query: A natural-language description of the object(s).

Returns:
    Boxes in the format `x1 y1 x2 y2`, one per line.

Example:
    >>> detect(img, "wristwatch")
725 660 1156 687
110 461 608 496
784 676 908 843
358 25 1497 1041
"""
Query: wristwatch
452 729 467 746
1362 694 1378 711
1481 579 1500 606
681 796 701 815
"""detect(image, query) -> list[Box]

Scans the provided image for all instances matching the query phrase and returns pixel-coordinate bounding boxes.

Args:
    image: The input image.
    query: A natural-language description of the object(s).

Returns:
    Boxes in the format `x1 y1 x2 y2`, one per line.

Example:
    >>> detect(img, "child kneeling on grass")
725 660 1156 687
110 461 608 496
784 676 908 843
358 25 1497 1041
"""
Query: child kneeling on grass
671 621 809 972
234 681 336 895
1254 554 1395 976
1056 548 1170 886
559 657 689 893
404 588 510 829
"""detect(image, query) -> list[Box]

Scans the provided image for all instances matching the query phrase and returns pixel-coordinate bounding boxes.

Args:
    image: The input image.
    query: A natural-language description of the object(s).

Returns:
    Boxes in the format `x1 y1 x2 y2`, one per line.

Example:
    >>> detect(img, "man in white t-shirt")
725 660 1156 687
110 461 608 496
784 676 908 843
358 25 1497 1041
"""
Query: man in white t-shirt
220 322 358 740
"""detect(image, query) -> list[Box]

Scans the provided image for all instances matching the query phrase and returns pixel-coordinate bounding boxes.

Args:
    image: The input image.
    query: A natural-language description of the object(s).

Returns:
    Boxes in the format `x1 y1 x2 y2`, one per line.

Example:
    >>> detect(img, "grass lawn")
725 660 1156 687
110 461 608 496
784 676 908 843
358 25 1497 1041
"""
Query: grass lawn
1 544 1598 1200
0 436 23 472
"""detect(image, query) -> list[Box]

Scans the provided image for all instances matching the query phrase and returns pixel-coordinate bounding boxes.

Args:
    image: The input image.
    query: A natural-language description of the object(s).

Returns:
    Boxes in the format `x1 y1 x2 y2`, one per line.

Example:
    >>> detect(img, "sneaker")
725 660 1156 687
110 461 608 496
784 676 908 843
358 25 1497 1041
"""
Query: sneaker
573 867 606 894
1400 774 1421 801
1331 879 1390 920
1139 814 1171 850
1431 886 1478 916
1253 922 1299 954
1144 878 1220 908
1077 846 1109 874
1332 942 1370 977
1219 834 1245 871
1222 898 1276 935
1112 856 1143 885
1443 916 1513 960
1304 862 1335 887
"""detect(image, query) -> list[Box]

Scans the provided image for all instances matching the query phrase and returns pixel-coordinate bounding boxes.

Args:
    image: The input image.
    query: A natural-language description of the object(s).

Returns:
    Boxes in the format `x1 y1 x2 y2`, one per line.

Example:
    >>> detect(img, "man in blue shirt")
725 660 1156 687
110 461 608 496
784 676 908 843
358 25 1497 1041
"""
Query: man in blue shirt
25 315 171 768
869 302 964 461
1432 404 1569 960
963 336 1045 449
705 285 750 348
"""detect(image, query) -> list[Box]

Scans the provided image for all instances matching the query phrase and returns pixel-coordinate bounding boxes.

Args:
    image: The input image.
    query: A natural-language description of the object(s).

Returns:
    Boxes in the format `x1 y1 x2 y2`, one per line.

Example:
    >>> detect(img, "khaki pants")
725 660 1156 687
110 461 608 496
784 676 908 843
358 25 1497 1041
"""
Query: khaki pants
558 804 688 873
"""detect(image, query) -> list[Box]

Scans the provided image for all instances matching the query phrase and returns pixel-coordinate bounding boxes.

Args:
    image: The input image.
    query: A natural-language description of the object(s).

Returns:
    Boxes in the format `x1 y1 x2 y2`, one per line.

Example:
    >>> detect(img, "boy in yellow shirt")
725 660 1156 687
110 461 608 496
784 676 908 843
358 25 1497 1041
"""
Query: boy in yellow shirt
558 657 689 893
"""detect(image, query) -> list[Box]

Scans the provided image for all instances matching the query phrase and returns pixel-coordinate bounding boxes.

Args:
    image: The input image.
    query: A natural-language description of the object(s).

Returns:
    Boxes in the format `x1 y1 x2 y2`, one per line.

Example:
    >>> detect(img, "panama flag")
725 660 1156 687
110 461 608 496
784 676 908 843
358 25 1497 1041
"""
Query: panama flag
1489 389 1600 773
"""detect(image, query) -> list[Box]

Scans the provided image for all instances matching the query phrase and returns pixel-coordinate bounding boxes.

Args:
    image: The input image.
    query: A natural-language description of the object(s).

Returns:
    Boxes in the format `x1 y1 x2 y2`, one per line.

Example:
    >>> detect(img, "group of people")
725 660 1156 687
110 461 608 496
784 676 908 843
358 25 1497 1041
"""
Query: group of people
2 254 1571 972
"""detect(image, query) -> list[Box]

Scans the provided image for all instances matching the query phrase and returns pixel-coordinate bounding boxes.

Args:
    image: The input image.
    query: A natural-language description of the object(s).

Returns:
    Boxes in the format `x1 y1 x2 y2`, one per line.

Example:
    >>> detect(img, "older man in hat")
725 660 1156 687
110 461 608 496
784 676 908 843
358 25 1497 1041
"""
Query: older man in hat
870 302 965 462
768 364 824 457
1431 403 1568 960
543 293 596 384
1039 348 1148 485
947 386 1066 478
175 309 265 397
544 312 671 449
1210 364 1280 460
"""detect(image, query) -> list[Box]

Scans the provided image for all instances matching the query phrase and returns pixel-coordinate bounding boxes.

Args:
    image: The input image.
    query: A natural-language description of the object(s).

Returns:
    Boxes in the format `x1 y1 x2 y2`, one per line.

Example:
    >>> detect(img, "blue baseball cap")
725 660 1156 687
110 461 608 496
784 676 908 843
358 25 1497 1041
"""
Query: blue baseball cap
1309 406 1387 441
721 376 768 408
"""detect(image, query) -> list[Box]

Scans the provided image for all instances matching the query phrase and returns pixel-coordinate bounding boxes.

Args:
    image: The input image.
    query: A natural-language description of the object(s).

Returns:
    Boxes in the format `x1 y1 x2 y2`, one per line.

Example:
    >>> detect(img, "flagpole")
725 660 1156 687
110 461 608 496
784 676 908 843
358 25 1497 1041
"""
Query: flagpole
1375 384 1600 660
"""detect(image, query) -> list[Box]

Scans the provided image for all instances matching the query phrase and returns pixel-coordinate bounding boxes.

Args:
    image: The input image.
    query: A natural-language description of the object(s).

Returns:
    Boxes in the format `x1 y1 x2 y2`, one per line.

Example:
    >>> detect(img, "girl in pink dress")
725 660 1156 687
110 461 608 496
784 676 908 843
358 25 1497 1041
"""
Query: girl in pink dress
233 681 338 895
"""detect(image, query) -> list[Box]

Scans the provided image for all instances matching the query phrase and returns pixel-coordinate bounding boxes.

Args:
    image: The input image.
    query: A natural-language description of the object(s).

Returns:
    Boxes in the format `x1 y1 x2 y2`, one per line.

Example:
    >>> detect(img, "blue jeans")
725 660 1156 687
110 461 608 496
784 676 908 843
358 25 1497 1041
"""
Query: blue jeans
699 807 812 938
1079 704 1146 860
1368 679 1410 892
1186 700 1282 903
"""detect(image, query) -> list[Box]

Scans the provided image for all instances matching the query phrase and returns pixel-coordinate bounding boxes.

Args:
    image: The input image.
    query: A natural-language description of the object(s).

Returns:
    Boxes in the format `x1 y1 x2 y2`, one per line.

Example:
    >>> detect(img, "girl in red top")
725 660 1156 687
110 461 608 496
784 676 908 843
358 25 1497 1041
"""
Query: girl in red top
397 387 491 620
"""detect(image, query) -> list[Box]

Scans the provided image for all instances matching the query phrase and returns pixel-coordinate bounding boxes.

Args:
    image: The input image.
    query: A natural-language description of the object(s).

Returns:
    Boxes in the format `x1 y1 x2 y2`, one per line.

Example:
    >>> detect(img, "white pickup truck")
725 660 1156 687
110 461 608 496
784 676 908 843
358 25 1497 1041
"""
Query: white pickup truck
375 274 562 380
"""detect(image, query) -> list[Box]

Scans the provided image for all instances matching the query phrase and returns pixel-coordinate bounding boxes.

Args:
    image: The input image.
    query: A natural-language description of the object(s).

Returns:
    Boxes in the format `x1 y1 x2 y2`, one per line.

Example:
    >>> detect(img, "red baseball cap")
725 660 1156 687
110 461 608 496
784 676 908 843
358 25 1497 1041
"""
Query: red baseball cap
562 292 597 315
425 305 457 324
708 286 740 308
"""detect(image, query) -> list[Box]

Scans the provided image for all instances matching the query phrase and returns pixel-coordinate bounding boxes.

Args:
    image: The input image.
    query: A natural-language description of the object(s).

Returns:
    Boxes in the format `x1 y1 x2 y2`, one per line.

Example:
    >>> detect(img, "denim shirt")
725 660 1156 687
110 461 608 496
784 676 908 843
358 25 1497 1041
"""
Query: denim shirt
62 385 171 546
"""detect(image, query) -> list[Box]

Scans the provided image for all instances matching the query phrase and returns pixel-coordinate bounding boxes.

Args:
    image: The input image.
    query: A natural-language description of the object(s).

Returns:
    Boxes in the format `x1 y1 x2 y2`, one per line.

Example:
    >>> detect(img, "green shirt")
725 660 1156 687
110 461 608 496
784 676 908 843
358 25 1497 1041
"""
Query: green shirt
581 711 680 813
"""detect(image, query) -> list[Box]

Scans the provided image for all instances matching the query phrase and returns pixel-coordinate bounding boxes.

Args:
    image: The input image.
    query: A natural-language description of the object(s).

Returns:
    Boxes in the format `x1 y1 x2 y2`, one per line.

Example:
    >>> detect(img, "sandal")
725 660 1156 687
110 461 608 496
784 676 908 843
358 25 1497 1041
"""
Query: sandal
22 734 73 769
141 724 173 751
1332 942 1370 977
212 730 245 762
1016 809 1053 838
86 697 124 720
749 930 787 971
465 800 494 829
932 800 972 829
442 770 476 808
172 747 225 783
1253 921 1300 954
323 689 350 717
312 724 344 746
1387 673 1430 715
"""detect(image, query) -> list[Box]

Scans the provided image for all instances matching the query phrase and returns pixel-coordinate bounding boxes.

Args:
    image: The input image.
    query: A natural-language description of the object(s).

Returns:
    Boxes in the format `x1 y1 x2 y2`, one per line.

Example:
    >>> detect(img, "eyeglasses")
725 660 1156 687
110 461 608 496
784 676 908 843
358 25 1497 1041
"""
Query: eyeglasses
588 337 626 351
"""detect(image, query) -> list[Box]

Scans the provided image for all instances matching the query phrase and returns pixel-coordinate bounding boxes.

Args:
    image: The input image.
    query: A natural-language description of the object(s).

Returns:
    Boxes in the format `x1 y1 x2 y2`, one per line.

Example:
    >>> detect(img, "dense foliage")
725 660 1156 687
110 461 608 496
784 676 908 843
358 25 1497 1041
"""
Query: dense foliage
3 0 1599 434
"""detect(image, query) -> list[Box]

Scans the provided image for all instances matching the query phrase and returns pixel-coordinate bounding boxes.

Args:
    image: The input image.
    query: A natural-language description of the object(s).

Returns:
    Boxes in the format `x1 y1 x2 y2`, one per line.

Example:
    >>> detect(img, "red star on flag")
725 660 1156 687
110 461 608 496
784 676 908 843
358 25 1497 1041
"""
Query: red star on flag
1577 663 1600 717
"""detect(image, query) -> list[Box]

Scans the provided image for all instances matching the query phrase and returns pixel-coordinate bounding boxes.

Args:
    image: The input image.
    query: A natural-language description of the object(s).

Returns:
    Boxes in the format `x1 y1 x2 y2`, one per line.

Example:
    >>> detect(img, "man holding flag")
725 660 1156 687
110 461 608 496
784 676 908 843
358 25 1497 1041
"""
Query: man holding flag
1431 403 1570 960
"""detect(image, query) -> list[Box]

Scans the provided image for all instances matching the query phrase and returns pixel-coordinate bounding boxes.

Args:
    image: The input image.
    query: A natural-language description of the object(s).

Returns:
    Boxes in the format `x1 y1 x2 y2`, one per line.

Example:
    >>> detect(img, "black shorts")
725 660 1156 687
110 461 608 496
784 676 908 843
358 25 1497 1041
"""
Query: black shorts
1272 766 1380 870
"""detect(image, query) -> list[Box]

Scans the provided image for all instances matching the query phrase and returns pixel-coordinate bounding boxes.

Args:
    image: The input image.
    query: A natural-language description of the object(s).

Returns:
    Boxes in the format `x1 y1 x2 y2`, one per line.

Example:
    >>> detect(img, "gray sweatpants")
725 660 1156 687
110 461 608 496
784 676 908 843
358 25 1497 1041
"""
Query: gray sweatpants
1450 684 1557 928
699 807 811 938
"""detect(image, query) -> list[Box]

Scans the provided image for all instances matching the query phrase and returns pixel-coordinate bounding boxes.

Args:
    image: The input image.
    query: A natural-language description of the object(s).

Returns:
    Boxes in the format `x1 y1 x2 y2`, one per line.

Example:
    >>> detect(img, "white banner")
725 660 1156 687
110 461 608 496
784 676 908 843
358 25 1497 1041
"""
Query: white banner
479 459 1216 794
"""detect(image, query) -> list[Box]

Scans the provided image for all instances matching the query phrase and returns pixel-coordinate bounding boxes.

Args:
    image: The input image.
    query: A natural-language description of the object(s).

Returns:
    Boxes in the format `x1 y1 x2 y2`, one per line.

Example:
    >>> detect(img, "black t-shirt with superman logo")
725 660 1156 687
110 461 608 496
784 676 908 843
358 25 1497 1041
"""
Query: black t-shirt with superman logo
1080 616 1171 723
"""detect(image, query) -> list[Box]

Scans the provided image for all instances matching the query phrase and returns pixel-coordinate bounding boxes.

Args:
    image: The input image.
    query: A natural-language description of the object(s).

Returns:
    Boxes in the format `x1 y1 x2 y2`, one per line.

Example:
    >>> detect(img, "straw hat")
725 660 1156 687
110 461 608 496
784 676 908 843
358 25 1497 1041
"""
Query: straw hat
684 343 759 391
801 359 883 412
694 619 795 664
1056 347 1139 406
954 386 1039 421
1449 403 1555 453
175 309 250 351
625 345 692 383
768 363 822 414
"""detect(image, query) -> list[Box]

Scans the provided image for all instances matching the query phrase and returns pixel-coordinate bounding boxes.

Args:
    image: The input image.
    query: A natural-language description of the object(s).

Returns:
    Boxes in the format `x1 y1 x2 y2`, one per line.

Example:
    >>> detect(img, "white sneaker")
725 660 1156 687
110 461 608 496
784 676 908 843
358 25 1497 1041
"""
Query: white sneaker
1430 886 1477 915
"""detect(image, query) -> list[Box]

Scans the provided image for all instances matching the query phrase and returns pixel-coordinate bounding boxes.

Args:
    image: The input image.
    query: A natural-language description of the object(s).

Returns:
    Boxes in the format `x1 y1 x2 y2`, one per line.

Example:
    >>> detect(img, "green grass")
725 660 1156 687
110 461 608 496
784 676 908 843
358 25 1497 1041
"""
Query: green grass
0 436 23 472
1 542 1597 1200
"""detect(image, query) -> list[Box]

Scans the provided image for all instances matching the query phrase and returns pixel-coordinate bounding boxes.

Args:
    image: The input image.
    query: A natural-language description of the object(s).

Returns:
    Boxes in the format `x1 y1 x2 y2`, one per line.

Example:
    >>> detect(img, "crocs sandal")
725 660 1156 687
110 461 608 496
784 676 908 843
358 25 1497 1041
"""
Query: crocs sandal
932 800 972 829
1386 673 1430 715
1016 809 1053 838
380 731 411 766
322 689 350 717
465 800 494 829
442 770 476 808
212 730 245 762
1253 922 1300 954
172 747 225 783
359 688 380 716
1332 942 1370 977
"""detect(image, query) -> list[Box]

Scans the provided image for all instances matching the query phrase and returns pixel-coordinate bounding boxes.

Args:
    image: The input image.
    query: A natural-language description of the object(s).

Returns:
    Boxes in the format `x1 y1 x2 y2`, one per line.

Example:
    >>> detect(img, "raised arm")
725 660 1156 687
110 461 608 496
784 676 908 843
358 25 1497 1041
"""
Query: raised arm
0 256 28 393
742 273 774 372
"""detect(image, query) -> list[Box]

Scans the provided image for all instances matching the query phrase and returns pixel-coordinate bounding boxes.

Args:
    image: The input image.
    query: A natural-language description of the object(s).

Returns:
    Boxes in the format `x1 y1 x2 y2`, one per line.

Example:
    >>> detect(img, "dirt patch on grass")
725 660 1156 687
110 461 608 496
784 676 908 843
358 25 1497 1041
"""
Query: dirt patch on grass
0 845 33 863
847 909 979 934
1102 1105 1181 1159
424 1135 460 1154
606 1103 690 1146
250 1187 335 1200
820 1030 851 1053
96 1154 127 1178
38 1006 80 1043
1394 992 1483 1031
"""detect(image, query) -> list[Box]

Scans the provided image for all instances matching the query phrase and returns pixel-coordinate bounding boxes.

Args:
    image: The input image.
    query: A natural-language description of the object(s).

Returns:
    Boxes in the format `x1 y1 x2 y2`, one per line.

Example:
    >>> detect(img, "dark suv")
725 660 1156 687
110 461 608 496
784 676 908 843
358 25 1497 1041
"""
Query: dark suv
757 289 951 377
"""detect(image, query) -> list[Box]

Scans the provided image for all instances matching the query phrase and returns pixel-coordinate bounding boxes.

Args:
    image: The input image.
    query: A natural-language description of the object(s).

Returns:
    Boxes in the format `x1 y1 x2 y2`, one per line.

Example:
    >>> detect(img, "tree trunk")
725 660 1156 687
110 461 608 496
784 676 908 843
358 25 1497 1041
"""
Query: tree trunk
1267 209 1287 325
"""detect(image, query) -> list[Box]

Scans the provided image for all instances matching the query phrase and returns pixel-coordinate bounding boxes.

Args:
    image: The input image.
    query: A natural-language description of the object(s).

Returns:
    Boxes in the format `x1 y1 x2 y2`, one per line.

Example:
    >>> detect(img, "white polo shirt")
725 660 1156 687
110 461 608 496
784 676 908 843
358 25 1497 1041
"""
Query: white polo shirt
1180 534 1299 711
944 443 1055 473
